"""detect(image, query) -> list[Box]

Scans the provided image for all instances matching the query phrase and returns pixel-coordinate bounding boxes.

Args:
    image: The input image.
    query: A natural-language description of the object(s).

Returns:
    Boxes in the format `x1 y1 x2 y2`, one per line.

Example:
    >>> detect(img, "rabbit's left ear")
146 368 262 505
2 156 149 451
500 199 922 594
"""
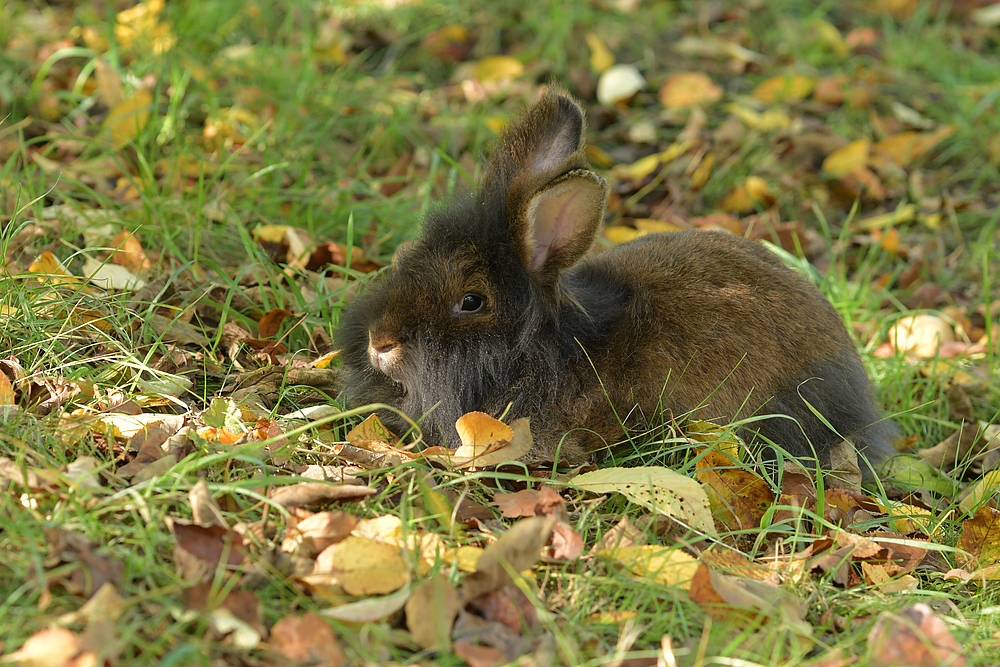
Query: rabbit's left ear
520 169 608 281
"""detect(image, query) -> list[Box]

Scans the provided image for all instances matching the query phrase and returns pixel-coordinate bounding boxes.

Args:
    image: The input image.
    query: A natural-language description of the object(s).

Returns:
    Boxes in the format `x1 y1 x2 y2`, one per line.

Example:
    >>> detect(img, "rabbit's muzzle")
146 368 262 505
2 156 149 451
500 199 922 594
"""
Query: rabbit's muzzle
367 332 403 377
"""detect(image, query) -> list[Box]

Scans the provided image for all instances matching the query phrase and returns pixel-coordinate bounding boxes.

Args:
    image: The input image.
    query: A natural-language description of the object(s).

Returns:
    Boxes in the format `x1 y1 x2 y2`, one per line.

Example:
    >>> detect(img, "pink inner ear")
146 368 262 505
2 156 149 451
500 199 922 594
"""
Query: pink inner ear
527 181 587 271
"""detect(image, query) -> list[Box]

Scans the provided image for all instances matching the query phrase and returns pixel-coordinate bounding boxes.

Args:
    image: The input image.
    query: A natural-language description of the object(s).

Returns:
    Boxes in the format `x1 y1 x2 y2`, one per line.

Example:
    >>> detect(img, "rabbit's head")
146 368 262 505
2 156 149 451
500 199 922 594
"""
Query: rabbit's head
336 92 608 446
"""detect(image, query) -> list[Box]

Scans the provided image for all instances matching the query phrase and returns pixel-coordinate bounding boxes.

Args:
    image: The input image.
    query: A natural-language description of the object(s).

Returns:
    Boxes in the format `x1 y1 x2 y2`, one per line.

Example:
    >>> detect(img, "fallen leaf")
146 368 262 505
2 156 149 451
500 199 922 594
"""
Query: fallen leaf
689 563 811 638
270 612 348 667
257 308 294 338
868 603 966 667
105 89 153 147
822 139 871 177
596 64 645 105
695 448 774 532
269 483 377 508
598 544 699 590
573 466 715 534
872 126 955 168
456 411 514 449
889 314 955 358
719 176 775 213
752 74 815 104
473 55 523 82
313 535 409 596
491 486 565 518
585 33 615 73
406 573 459 651
956 506 1000 569
658 72 723 109
460 516 556 602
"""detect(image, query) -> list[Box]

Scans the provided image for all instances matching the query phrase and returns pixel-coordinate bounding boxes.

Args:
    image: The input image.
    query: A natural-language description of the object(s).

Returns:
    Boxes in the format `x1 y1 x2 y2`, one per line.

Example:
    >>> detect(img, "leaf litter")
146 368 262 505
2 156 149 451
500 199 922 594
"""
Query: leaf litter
2 0 1000 665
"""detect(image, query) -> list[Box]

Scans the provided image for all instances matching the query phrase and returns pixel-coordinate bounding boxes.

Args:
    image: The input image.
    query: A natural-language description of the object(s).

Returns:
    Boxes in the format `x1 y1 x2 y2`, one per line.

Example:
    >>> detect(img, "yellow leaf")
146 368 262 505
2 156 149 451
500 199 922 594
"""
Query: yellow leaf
597 545 699 590
0 372 14 406
727 104 791 131
822 139 871 177
604 226 646 245
612 141 691 180
29 250 78 285
105 89 153 147
690 152 715 189
585 33 615 73
872 126 955 168
959 471 1000 512
752 74 815 104
853 203 918 231
719 176 774 213
812 19 848 58
473 55 524 82
635 219 683 234
443 545 483 573
455 411 513 450
314 536 408 596
658 72 723 109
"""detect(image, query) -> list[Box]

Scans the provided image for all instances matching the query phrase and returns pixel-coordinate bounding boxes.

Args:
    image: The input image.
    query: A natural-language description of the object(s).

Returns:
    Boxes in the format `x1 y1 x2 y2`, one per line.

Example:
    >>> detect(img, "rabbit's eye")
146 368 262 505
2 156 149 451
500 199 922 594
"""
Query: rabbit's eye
457 293 486 314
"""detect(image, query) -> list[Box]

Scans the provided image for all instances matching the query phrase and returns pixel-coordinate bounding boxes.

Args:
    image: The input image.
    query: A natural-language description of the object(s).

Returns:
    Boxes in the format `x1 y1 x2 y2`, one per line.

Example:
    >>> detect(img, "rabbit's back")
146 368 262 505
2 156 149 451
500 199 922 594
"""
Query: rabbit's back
562 230 895 466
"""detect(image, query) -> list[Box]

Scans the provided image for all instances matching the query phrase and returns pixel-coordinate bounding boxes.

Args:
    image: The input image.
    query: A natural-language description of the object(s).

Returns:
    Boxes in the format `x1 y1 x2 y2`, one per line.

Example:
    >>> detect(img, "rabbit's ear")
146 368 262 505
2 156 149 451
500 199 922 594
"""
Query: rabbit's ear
485 93 587 187
521 169 608 279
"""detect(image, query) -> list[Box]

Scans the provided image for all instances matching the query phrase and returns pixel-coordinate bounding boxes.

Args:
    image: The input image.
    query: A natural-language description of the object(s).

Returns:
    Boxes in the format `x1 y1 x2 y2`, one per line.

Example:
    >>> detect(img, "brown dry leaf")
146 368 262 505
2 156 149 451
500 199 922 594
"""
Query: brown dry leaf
454 641 508 667
257 308 294 339
591 516 646 553
45 529 124 598
699 548 777 582
422 24 475 64
822 139 871 177
172 522 246 569
597 545 699 590
109 230 150 273
460 516 556 602
546 521 584 560
473 55 524 82
688 563 811 637
695 448 774 532
491 486 565 518
752 74 815 104
405 573 460 652
658 72 723 109
269 482 377 508
868 603 966 667
956 505 1000 569
189 478 227 528
270 611 348 667
719 177 775 213
184 581 265 647
346 413 398 445
313 535 408 596
871 126 955 168
282 510 357 558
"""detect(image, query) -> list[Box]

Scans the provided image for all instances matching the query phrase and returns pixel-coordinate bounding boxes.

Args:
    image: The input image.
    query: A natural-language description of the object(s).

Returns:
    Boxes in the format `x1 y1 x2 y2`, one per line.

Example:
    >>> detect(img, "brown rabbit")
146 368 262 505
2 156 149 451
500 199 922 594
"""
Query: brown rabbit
335 91 898 478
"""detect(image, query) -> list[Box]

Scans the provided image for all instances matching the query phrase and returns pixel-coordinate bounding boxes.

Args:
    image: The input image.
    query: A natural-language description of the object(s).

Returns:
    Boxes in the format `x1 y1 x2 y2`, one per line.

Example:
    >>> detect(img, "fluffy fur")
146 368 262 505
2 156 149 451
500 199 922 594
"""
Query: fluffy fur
335 91 898 476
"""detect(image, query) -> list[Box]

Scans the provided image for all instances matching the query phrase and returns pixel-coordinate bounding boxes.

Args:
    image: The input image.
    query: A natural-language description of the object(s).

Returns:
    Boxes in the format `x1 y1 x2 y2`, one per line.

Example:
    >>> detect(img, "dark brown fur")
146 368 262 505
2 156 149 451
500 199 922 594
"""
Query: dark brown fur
335 92 897 477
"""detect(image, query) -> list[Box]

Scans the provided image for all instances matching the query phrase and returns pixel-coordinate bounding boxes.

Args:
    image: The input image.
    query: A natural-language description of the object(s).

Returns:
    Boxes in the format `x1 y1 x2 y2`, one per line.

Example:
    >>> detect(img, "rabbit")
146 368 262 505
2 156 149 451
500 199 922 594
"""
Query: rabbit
335 91 899 479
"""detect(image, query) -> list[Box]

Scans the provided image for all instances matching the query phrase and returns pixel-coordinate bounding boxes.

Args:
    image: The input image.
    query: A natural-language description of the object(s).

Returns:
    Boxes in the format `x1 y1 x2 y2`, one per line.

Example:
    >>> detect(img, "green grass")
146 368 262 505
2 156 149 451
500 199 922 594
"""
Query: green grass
2 0 1000 665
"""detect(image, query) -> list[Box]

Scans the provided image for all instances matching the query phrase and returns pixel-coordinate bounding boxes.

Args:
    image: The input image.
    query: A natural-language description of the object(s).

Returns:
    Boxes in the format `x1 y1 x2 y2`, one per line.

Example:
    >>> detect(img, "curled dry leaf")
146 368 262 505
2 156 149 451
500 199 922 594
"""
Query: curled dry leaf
270 612 348 667
573 466 715 534
546 521 584 561
269 482 377 508
424 416 532 469
688 563 811 638
889 314 955 358
596 64 645 105
282 510 358 558
172 522 247 569
405 573 460 652
867 603 966 667
491 486 565 518
460 516 556 602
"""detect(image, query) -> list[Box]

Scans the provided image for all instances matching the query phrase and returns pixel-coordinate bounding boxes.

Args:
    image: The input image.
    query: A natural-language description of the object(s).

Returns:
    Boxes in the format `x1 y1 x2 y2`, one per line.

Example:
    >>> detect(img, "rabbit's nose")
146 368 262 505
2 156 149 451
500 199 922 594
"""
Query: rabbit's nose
368 334 402 374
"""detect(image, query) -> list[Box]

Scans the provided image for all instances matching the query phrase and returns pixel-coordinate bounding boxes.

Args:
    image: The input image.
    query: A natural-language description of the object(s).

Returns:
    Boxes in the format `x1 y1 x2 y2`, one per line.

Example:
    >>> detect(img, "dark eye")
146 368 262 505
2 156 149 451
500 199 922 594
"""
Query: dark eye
457 293 485 314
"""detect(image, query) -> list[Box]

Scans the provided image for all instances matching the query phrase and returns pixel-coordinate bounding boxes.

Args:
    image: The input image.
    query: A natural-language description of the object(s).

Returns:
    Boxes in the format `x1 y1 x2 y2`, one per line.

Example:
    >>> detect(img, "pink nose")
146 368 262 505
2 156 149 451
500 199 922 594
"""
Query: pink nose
368 335 401 373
